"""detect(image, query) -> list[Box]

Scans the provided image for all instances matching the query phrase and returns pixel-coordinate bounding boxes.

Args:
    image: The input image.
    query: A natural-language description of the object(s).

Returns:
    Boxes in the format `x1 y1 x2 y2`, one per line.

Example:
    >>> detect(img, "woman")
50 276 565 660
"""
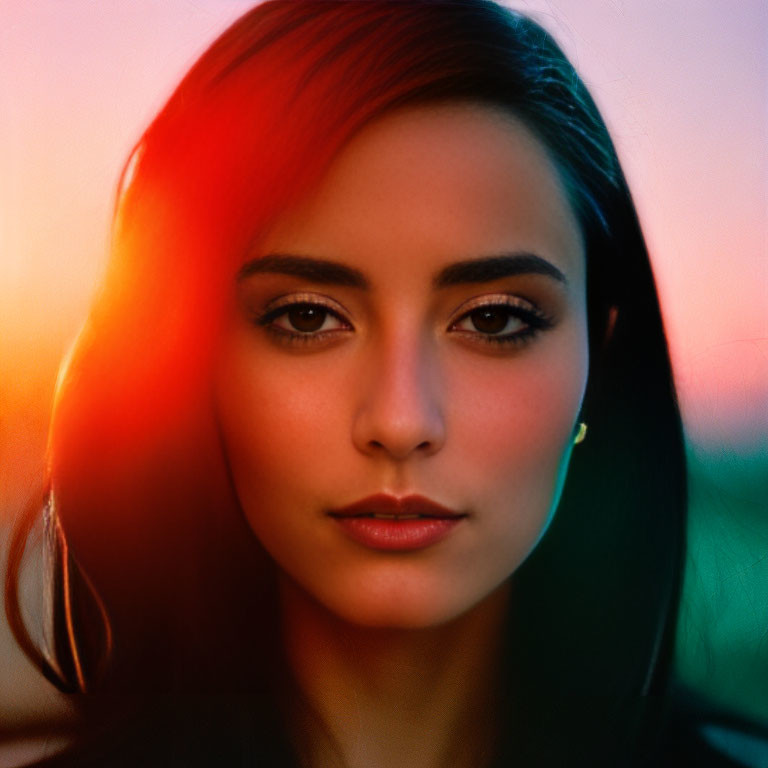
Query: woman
4 1 721 765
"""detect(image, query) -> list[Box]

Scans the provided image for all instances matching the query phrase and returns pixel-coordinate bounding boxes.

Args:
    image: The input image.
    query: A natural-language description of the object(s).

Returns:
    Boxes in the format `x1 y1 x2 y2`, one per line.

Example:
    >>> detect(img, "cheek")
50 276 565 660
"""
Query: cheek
446 335 588 553
213 341 347 522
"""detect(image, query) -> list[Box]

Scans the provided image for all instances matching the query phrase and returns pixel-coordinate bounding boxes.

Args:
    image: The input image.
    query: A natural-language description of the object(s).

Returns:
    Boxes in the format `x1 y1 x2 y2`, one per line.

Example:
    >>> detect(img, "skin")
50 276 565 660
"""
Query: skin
214 103 588 767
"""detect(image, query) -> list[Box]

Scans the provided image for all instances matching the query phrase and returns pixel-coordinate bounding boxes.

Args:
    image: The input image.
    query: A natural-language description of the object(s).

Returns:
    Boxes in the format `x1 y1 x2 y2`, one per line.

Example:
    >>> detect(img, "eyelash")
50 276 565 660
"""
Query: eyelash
256 299 351 347
451 300 554 347
255 296 554 348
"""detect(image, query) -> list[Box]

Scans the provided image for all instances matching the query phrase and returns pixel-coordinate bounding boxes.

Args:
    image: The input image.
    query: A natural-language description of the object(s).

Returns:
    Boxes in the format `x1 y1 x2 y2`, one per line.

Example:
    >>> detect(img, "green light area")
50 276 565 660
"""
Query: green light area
675 440 768 726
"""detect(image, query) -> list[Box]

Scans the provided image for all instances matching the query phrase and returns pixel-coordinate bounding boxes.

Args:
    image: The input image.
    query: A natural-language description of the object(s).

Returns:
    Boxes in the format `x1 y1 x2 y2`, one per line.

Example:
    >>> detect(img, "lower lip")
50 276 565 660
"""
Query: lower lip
331 516 464 551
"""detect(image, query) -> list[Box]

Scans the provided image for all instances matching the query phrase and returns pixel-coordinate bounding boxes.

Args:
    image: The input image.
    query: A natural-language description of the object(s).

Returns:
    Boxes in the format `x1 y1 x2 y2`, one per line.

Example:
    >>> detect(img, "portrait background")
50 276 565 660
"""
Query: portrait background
1 0 765 745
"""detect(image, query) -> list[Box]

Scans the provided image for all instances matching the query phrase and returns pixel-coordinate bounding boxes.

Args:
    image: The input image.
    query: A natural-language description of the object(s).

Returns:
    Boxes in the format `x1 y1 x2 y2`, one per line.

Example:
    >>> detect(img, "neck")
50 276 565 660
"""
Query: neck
278 576 511 768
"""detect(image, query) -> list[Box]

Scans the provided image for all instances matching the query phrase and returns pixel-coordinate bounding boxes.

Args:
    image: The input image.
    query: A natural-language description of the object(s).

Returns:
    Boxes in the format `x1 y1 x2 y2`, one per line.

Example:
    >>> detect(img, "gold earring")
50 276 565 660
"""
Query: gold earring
573 422 587 445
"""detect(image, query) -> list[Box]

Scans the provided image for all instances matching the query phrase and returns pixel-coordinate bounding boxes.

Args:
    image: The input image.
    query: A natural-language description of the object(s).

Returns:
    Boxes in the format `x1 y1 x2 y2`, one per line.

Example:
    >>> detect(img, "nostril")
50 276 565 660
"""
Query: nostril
367 437 434 456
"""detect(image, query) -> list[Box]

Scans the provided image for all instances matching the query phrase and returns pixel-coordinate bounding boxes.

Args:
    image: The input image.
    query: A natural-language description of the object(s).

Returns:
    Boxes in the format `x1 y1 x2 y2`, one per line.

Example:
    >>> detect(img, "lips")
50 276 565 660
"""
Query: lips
327 494 467 551
327 493 466 520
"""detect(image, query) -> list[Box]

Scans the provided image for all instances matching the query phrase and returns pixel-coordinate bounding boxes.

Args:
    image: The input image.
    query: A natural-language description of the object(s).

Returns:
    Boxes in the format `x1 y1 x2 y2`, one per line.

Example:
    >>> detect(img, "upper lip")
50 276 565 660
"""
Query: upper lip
327 493 466 519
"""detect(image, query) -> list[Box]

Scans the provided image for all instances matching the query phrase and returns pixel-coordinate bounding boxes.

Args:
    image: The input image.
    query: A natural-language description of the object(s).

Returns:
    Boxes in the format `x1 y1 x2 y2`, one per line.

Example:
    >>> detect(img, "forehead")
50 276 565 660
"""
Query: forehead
259 103 584 285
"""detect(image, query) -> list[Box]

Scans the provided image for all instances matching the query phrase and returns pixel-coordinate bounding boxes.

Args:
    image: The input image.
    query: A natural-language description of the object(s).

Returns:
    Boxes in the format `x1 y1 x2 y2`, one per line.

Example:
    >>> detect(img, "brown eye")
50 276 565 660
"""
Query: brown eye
458 306 526 337
286 304 328 332
468 307 519 335
257 300 350 343
450 298 554 348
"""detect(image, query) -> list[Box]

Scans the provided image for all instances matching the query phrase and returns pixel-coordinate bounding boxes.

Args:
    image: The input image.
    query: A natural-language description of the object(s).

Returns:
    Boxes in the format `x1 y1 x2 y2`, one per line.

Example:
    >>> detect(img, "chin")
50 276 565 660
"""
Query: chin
318 574 492 630
335 601 457 630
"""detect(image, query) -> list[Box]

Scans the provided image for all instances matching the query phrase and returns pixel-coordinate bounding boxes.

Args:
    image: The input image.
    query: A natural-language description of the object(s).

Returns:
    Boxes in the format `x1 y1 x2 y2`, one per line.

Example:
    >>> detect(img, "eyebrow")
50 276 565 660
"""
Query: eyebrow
238 253 368 287
237 251 567 288
434 253 567 287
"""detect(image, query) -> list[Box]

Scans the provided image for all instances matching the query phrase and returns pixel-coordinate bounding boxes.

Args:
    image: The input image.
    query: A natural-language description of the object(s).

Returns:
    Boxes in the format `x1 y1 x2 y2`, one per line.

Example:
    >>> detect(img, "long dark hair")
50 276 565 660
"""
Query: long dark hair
5 1 686 765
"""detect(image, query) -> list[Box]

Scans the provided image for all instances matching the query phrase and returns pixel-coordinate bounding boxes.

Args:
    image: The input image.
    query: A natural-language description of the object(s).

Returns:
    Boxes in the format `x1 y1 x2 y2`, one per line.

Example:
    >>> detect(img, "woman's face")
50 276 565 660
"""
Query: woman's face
214 103 588 628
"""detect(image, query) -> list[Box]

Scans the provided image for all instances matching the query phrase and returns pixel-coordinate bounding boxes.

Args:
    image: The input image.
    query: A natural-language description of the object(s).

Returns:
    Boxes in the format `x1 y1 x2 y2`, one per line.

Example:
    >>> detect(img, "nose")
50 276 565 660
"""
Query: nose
351 332 446 461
